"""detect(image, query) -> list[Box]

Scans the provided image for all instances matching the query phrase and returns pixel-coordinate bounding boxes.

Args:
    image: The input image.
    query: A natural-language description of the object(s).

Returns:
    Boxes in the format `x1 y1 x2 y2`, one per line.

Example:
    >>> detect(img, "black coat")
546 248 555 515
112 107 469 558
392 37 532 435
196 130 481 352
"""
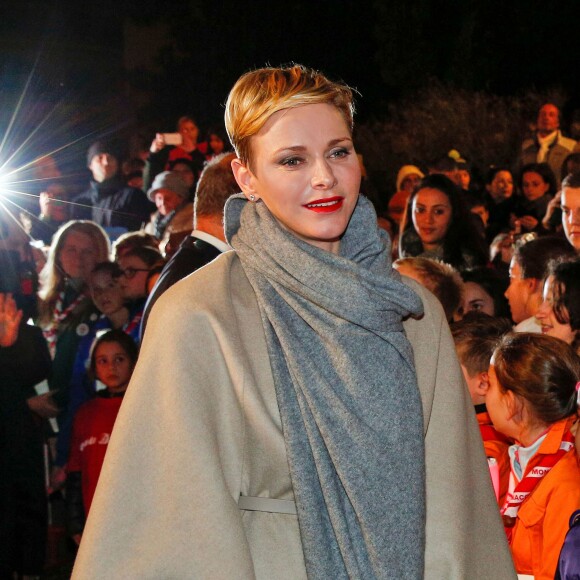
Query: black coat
0 324 51 576
140 235 221 338
72 177 154 231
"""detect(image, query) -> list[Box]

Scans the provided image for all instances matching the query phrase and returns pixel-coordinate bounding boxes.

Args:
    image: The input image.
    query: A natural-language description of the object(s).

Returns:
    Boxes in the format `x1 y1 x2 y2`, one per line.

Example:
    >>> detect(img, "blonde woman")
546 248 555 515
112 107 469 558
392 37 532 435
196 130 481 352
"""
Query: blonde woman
74 66 514 579
37 221 110 476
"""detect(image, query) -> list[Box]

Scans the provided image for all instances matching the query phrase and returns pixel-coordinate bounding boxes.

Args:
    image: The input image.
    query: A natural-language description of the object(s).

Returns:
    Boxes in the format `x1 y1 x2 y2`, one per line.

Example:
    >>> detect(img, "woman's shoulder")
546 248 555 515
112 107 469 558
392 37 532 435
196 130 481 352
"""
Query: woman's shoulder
400 275 445 329
150 251 251 323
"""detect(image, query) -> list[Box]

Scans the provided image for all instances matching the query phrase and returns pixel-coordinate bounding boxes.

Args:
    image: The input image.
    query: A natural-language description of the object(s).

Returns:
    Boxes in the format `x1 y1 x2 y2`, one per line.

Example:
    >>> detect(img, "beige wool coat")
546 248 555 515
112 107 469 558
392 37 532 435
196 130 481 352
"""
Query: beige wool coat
73 251 516 579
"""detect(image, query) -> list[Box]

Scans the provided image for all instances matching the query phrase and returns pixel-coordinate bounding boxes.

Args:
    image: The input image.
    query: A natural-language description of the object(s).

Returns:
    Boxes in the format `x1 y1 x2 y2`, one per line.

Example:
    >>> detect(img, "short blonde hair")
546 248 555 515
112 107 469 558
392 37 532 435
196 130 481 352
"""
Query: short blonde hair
224 64 355 166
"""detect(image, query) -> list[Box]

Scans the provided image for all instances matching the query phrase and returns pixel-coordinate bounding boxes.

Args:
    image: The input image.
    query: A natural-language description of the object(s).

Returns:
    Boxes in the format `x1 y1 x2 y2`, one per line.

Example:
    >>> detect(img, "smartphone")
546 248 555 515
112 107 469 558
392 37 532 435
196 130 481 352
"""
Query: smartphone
162 132 183 146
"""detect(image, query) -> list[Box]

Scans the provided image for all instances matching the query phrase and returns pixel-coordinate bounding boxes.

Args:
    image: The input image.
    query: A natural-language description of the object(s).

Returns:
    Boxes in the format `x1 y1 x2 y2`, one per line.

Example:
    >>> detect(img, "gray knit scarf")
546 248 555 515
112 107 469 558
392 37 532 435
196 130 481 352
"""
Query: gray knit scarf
225 194 426 579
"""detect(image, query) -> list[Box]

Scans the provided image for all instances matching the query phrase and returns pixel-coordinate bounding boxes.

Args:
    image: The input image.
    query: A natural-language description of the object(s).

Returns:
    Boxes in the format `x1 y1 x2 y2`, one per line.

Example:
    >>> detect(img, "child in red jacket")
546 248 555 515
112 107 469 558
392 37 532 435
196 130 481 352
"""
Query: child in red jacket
66 330 138 546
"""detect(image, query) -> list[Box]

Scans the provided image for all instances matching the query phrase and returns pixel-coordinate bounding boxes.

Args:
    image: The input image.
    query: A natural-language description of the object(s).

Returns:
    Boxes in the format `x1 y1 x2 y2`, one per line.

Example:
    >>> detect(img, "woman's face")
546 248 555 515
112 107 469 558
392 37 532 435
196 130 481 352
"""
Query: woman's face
536 276 577 345
117 255 150 301
90 270 125 317
58 231 98 282
209 134 225 155
459 281 495 318
522 171 549 202
411 187 452 250
233 103 361 254
486 171 513 203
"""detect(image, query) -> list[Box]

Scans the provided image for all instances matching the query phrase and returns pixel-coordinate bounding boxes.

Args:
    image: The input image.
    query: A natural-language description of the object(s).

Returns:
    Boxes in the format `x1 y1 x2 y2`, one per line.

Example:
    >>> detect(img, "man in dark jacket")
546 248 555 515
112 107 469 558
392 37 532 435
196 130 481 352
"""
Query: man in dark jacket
72 141 153 234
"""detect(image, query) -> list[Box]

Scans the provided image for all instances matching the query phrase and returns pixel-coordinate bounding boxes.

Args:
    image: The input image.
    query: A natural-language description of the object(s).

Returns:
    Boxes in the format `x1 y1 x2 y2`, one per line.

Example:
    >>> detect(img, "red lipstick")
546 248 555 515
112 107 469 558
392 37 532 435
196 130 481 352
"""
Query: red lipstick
303 196 344 213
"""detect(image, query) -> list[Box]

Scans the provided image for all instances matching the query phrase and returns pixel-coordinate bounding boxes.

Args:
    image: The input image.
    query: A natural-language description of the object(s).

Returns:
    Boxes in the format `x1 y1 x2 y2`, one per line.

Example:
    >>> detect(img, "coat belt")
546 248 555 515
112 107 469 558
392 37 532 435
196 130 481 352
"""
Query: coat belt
238 495 297 515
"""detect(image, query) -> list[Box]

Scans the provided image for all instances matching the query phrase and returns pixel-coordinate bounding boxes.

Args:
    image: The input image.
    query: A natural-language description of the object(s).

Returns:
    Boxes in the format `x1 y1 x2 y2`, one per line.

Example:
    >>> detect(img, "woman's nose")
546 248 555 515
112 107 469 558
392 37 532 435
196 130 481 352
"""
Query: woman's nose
311 158 336 189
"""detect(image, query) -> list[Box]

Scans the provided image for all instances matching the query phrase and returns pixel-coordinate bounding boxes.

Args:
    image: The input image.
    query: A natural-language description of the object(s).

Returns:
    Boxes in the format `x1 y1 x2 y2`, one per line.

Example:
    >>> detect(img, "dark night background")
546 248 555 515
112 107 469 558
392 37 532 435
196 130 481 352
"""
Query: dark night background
1 0 579 192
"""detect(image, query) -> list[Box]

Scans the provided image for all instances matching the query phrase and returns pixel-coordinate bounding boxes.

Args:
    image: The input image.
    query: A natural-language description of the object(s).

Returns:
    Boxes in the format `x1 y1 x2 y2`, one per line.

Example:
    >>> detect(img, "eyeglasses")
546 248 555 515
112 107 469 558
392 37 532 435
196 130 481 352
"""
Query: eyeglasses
118 267 150 280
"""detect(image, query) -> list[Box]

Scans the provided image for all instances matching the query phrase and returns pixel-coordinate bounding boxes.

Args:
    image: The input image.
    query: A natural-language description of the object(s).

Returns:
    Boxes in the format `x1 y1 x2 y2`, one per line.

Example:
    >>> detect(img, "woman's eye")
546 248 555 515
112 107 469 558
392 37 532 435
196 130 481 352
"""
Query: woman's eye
280 157 303 167
413 206 425 214
330 148 350 159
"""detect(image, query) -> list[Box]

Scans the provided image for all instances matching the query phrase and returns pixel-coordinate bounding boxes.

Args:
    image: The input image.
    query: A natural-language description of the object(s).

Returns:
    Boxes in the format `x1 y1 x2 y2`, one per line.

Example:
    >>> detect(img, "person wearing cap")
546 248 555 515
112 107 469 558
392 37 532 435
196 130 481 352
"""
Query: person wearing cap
140 153 237 337
395 164 424 193
71 141 154 235
143 170 194 255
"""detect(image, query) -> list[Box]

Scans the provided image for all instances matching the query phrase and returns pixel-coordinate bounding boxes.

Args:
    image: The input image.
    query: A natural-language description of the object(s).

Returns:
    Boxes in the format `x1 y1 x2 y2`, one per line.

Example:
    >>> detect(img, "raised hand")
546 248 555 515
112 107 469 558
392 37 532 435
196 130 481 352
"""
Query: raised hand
0 293 23 347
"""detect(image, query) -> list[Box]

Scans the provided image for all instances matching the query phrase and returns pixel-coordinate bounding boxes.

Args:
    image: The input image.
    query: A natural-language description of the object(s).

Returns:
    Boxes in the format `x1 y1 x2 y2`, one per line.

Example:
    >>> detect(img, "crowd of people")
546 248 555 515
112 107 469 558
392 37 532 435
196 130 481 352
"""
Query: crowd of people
1 66 579 579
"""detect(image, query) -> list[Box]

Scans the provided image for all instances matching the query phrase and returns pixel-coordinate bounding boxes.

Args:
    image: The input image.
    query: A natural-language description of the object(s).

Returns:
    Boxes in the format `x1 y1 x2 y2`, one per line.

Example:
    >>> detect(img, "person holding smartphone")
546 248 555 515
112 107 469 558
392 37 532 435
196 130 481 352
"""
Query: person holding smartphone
144 116 206 192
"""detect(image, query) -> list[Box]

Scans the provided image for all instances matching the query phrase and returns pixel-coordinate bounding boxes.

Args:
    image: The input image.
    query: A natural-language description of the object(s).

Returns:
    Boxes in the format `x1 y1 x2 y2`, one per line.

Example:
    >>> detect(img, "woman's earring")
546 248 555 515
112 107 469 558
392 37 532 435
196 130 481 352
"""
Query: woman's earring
249 194 256 202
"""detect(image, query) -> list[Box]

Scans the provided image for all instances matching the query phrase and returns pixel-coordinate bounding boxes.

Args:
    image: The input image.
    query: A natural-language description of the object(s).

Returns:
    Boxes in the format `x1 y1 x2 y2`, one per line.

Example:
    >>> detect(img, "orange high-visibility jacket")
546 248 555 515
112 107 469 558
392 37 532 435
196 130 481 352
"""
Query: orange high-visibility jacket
509 418 580 580
477 409 511 506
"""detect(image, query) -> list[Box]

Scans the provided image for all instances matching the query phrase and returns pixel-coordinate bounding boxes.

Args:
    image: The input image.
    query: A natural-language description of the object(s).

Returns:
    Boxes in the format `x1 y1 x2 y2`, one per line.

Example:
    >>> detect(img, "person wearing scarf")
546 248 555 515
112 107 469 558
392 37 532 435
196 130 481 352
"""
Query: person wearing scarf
36 222 109 482
487 333 580 580
73 65 514 579
144 170 194 256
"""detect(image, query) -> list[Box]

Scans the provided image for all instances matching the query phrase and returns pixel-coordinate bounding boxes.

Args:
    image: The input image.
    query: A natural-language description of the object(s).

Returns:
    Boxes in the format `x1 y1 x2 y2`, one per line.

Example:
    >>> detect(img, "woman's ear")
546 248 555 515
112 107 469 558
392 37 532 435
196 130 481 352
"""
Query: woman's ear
231 158 260 201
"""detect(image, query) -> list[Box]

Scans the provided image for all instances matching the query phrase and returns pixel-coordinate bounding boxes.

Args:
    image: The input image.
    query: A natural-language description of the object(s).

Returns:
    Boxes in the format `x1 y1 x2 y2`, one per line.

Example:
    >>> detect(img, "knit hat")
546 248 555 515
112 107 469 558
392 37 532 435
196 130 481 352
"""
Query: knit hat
86 141 117 167
396 165 424 192
147 171 189 201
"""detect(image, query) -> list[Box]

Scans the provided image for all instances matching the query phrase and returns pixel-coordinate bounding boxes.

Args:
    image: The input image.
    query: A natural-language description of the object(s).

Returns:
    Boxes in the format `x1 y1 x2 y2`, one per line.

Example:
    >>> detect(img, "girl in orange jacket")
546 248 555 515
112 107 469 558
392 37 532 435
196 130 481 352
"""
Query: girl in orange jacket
486 332 580 580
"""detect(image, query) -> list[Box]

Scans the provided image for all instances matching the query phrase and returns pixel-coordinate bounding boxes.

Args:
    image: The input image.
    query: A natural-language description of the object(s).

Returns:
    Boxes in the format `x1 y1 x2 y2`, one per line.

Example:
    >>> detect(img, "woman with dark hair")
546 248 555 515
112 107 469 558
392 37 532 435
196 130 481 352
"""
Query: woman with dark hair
206 125 232 160
457 267 511 321
399 174 488 271
483 166 516 242
513 163 556 233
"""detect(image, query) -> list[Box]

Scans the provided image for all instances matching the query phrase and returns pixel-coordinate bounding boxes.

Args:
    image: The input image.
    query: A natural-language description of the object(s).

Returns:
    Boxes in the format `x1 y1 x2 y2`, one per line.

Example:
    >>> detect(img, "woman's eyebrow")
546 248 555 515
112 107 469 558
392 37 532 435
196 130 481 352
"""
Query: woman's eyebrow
273 137 352 156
